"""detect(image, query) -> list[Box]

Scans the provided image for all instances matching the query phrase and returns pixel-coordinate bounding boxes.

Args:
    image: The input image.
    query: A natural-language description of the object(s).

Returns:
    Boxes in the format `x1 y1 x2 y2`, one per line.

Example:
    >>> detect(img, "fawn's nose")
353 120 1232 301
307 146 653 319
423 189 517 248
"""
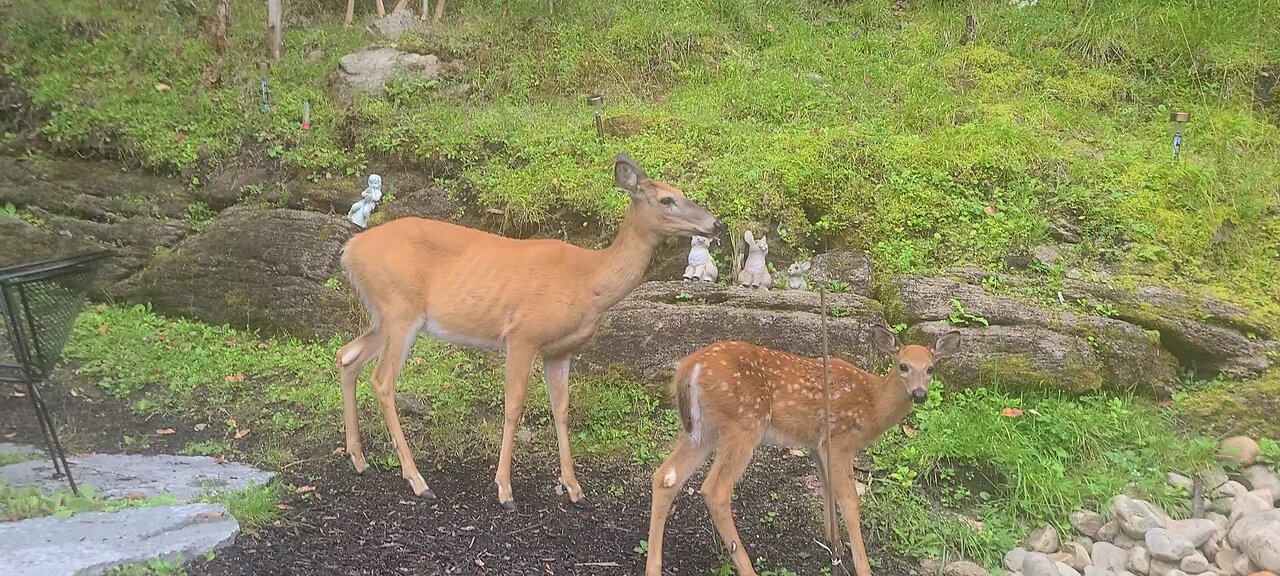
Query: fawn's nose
911 388 928 404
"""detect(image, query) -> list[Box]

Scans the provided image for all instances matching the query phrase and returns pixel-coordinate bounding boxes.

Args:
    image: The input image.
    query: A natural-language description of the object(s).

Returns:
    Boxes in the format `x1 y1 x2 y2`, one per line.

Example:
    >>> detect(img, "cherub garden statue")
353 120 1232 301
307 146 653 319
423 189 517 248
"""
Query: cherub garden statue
784 260 811 290
683 236 718 282
737 230 771 289
347 173 383 228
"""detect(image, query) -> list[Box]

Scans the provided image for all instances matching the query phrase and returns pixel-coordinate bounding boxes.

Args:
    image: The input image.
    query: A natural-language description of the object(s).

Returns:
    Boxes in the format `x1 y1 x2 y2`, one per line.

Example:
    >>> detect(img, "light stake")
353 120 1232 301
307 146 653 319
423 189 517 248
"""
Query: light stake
587 93 604 142
1170 111 1190 163
302 100 311 130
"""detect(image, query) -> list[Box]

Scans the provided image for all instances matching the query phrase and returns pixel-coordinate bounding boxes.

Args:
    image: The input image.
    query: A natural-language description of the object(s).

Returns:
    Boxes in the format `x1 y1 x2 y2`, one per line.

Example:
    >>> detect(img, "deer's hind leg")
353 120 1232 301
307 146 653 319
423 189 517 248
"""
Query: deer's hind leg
337 329 382 474
701 426 763 576
646 434 714 576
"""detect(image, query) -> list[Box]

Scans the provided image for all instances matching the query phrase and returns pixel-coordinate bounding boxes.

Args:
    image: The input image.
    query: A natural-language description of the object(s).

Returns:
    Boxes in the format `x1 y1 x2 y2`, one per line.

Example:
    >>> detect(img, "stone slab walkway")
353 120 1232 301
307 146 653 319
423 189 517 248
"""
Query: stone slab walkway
0 453 276 502
0 503 239 576
0 452 276 575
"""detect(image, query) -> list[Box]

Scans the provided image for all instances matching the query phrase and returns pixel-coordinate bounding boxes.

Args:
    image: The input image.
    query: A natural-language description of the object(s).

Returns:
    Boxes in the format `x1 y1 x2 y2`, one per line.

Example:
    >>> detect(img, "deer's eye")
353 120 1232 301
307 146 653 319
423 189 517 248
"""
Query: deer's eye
926 366 935 374
898 363 908 372
660 196 675 206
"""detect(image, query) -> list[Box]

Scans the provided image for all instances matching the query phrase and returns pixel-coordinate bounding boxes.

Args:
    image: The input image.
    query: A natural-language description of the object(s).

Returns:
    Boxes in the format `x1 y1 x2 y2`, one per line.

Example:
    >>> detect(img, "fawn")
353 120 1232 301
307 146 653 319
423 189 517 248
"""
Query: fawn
645 325 961 576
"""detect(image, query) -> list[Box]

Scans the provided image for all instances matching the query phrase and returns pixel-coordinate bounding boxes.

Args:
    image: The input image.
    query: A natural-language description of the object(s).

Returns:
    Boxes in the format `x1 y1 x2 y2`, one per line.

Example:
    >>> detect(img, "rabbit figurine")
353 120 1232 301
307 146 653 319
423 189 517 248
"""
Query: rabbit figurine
785 261 811 290
683 236 718 282
737 230 771 289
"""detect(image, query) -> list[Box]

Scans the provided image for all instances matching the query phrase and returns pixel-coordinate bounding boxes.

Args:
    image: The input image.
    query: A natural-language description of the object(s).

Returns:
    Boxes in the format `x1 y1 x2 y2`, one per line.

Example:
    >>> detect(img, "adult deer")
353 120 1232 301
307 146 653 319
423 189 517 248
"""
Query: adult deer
645 326 961 576
345 0 442 27
336 154 724 510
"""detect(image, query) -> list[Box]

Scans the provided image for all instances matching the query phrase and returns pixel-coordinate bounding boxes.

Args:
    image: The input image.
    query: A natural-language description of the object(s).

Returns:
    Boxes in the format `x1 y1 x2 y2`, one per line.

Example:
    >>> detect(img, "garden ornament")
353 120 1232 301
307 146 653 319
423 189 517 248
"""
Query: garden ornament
737 230 771 289
347 174 383 228
785 260 811 290
683 236 718 282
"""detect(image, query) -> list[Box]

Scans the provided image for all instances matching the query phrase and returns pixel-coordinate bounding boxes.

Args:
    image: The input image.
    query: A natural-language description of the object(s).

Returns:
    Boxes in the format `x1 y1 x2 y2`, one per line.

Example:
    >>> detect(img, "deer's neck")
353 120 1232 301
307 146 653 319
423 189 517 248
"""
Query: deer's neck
587 205 659 309
861 372 914 435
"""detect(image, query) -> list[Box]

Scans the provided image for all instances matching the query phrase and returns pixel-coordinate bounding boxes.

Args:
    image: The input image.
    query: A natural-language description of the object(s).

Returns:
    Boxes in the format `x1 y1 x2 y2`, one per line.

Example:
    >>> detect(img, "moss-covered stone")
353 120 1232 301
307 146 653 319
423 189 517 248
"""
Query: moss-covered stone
1173 373 1280 439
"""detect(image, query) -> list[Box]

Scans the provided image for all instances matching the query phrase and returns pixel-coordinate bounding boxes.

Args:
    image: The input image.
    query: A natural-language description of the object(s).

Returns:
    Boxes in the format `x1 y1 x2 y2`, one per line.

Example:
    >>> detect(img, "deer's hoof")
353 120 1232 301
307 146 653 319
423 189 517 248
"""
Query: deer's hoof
571 496 593 510
500 499 518 512
416 487 436 499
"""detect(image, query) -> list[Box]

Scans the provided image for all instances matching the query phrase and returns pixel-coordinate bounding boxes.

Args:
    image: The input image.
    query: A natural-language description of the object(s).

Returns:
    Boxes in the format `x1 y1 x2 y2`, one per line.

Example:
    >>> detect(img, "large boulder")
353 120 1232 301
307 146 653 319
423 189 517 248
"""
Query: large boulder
579 281 889 381
1063 279 1276 377
889 273 1178 395
331 48 442 105
111 206 360 340
0 156 195 284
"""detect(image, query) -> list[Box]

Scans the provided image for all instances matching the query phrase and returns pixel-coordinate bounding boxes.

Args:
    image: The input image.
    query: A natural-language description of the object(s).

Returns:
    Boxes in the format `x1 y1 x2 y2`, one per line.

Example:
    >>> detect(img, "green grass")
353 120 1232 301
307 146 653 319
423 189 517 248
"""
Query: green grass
199 481 282 530
2 0 1278 320
58 303 1236 569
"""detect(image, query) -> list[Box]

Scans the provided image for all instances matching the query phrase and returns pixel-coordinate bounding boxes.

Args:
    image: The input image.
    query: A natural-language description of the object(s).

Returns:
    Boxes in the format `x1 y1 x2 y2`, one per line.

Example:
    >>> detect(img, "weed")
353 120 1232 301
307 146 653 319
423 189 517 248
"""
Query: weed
947 299 990 327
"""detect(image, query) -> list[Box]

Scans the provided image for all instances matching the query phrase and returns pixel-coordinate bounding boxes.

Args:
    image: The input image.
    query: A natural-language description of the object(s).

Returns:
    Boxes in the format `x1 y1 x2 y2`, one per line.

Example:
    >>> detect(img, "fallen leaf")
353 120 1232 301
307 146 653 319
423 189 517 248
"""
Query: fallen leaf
1000 407 1023 418
155 428 176 435
984 205 997 215
409 356 424 365
226 417 237 428
901 424 919 437
331 447 346 455
97 324 109 334
788 448 805 457
295 485 316 494
275 503 293 510
124 491 147 500
201 510 225 519
224 372 245 383
223 337 237 346
154 82 170 92
234 428 251 439
193 423 208 432
213 455 227 465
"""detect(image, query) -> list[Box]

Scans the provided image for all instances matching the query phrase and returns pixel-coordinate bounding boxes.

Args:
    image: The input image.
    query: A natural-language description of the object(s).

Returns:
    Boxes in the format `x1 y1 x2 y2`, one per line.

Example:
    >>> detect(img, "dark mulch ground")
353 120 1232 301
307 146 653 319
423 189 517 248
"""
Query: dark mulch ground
1 375 911 576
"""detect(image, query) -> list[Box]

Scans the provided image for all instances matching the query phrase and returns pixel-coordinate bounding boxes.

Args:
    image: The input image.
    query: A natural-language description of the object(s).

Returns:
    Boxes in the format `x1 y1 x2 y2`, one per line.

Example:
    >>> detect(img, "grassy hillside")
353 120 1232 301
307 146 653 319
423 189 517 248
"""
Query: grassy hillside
2 0 1278 314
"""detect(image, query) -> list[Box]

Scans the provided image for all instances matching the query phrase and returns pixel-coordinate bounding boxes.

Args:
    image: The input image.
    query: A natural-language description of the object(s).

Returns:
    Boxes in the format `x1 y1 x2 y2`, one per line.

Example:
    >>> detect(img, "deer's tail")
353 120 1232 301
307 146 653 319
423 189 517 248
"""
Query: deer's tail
671 357 703 444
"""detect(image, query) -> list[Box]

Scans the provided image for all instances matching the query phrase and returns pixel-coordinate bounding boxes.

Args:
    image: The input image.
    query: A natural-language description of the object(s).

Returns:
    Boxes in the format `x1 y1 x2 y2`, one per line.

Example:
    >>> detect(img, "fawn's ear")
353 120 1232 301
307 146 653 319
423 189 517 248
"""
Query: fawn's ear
614 153 647 194
870 325 900 355
932 331 961 359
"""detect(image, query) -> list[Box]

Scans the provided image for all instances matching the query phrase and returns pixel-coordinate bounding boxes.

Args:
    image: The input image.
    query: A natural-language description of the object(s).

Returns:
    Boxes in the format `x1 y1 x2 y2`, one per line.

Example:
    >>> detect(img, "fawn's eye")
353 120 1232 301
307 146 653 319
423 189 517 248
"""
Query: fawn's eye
926 366 935 374
660 196 675 206
898 363 908 372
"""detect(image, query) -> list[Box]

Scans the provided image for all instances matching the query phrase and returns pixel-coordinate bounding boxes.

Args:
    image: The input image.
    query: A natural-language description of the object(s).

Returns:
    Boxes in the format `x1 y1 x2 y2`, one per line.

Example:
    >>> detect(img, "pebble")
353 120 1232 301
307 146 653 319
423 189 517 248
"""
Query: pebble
944 560 993 576
1128 546 1152 574
1166 472 1195 492
1083 567 1112 576
1112 495 1168 538
1024 552 1060 576
1027 523 1062 553
1151 558 1182 576
1092 542 1129 571
1063 541 1092 569
1097 521 1122 543
1071 510 1106 538
1218 548 1243 575
1056 561 1082 576
1230 510 1280 572
1229 492 1275 528
1169 518 1219 547
1182 553 1212 573
1148 528 1198 561
1220 482 1252 499
1220 437 1261 467
1244 466 1280 504
1006 548 1029 572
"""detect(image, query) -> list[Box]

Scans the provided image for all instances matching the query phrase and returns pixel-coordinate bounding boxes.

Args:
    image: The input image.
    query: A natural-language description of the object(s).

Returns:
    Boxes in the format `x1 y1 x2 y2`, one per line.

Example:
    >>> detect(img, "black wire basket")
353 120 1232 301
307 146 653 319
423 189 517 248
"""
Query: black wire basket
0 250 110 495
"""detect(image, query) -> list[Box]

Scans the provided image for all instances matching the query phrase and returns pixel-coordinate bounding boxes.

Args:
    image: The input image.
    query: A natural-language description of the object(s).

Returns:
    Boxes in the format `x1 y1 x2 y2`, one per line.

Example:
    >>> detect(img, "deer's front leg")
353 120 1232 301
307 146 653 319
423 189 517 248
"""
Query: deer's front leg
495 341 537 511
543 354 587 506
832 459 874 576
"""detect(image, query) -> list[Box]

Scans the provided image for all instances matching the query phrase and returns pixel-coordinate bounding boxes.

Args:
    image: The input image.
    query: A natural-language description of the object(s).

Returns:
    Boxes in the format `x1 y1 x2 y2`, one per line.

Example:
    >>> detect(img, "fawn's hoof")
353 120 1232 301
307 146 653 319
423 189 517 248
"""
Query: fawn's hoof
500 499 518 512
416 487 436 499
571 496 593 510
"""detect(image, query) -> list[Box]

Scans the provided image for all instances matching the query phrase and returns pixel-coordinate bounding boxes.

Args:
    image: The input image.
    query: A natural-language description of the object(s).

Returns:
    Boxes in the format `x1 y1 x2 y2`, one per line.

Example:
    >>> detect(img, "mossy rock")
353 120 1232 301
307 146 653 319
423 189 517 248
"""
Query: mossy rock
1173 373 1280 439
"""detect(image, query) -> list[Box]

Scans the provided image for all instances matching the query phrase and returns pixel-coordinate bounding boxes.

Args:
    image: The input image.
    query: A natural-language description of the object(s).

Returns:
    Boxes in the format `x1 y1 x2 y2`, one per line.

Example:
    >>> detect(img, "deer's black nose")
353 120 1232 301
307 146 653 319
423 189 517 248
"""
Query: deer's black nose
911 389 928 404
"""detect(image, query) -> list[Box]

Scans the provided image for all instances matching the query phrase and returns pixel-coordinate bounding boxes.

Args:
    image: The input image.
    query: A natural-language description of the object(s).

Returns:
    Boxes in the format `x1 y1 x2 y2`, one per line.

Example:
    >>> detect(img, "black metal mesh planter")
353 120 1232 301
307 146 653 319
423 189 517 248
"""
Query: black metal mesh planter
0 250 110 496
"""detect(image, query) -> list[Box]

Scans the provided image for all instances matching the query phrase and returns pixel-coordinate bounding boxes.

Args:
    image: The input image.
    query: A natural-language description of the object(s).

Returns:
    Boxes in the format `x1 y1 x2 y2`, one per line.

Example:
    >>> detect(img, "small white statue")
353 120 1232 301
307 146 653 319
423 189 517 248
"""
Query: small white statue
785 261 811 290
347 173 383 228
683 236 718 282
737 230 771 289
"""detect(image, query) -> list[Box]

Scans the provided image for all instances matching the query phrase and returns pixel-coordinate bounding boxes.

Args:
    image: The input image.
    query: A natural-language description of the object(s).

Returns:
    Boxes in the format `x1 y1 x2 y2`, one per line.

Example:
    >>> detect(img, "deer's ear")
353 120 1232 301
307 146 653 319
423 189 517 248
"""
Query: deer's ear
933 331 961 359
614 154 647 194
870 325 900 355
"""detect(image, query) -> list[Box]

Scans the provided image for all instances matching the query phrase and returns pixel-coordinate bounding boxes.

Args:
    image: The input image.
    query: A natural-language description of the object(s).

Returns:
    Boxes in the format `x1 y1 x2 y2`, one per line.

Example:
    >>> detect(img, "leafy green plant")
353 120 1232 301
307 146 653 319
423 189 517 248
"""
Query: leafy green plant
947 299 989 327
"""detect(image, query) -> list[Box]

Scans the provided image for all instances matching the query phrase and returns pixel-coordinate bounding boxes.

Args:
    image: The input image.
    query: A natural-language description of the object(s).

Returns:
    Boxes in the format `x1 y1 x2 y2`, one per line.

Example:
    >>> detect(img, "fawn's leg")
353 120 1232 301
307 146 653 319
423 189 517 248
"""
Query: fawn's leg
812 451 841 546
369 319 433 498
336 330 381 474
701 427 761 576
494 340 537 511
831 458 873 576
646 435 714 576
